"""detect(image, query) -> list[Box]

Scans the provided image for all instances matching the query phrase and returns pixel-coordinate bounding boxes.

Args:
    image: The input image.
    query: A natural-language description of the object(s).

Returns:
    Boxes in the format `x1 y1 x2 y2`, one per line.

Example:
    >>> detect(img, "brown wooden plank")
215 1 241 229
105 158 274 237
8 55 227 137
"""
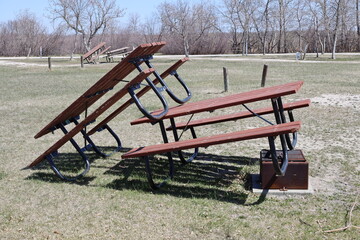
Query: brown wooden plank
83 42 106 59
131 81 304 125
107 47 129 56
96 46 111 56
122 121 301 159
87 57 189 136
35 42 166 139
166 99 310 130
29 69 155 168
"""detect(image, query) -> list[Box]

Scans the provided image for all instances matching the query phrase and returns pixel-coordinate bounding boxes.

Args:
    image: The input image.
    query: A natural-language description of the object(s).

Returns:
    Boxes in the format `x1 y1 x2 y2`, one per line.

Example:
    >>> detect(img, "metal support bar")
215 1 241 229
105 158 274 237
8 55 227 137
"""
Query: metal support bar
143 155 173 190
271 97 297 150
169 118 199 164
46 123 90 181
128 62 169 120
145 60 192 104
72 118 122 157
267 134 289 176
136 120 176 189
128 84 168 121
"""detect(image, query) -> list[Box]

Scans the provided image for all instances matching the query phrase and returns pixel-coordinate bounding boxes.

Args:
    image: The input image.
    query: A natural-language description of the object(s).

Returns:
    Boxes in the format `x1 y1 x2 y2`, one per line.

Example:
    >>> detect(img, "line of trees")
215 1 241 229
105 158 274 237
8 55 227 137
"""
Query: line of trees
0 0 359 58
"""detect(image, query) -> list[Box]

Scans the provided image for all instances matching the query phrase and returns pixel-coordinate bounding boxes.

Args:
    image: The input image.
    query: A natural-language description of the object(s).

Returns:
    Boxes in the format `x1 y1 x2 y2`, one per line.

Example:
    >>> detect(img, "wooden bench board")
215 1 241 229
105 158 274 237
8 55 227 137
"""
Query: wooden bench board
97 46 111 56
35 41 166 139
166 99 310 130
107 47 129 55
28 69 155 168
131 81 304 125
87 57 189 136
83 42 106 60
122 121 301 159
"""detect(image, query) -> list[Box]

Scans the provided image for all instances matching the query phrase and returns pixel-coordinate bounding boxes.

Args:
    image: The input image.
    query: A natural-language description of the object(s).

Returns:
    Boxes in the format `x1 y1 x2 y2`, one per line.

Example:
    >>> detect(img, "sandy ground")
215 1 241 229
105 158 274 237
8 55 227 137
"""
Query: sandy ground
311 94 360 110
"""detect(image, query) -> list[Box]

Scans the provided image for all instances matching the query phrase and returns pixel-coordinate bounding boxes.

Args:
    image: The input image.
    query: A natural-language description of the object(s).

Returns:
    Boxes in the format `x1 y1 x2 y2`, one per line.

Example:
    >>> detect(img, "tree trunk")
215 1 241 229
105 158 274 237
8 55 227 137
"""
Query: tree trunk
319 36 325 55
70 33 78 60
357 0 360 50
183 35 190 57
332 0 342 60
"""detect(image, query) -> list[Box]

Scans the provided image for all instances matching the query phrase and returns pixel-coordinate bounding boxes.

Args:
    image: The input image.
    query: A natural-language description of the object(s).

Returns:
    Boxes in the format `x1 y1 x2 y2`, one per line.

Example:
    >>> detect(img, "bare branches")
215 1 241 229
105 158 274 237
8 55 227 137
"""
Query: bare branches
323 192 360 233
158 0 218 56
48 0 124 50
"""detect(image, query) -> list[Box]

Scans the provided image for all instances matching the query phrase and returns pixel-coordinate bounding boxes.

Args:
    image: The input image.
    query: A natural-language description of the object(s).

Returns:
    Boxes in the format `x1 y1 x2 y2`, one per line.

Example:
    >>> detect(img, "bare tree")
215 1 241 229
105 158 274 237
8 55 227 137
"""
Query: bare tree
308 0 324 54
142 15 165 43
0 10 47 56
48 0 124 52
219 0 243 53
252 0 273 55
332 0 343 59
159 0 217 57
276 0 295 53
357 0 360 50
219 0 257 54
237 0 258 55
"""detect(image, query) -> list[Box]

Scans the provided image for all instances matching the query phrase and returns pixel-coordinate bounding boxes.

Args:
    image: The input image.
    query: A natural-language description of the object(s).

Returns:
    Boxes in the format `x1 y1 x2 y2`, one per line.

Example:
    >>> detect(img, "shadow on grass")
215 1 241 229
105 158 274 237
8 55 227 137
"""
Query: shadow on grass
105 151 259 204
25 146 121 184
25 147 266 204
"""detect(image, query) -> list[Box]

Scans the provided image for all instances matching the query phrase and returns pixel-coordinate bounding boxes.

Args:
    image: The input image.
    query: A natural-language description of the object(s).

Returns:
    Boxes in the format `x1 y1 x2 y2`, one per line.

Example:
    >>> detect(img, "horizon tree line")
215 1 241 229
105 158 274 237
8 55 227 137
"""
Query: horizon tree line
0 0 359 59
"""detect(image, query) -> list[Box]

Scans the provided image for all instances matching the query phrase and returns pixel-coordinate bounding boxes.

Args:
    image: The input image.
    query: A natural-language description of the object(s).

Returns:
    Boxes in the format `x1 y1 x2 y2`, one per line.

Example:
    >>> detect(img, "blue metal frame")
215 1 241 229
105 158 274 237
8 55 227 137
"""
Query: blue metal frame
128 55 192 121
45 117 122 181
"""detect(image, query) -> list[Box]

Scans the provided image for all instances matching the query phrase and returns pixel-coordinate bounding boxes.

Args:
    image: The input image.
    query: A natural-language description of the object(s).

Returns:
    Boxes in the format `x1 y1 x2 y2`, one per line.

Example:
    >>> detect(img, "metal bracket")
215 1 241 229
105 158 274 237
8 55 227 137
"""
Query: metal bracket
144 60 192 104
46 123 90 181
267 134 289 176
271 97 297 150
169 118 199 164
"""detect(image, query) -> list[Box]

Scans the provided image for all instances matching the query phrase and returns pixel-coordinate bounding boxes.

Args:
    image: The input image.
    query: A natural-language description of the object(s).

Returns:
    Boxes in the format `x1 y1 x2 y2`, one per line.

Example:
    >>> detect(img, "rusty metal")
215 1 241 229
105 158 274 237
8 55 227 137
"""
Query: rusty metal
260 149 308 189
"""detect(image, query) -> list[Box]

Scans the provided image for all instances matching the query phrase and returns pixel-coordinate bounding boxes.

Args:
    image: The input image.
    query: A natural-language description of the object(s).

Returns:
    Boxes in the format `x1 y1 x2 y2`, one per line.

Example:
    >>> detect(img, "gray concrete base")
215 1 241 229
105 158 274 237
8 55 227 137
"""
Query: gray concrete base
251 174 314 195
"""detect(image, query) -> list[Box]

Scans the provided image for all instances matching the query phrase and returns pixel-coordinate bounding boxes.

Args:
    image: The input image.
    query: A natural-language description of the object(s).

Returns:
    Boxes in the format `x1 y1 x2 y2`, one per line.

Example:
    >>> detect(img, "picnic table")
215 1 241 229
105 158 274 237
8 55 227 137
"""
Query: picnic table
106 47 132 62
27 42 192 180
123 81 310 189
27 41 309 190
82 42 110 64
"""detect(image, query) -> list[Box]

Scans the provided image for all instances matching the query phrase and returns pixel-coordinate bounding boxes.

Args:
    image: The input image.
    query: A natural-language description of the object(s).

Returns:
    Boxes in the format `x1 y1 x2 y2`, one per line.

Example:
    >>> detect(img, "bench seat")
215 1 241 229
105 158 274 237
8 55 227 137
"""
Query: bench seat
166 99 310 131
131 81 304 125
122 121 301 159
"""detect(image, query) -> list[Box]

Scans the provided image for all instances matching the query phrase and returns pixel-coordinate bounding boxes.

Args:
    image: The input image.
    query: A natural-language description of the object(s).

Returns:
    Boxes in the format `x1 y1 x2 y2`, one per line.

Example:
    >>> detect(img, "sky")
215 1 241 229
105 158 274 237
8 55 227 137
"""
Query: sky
0 0 216 30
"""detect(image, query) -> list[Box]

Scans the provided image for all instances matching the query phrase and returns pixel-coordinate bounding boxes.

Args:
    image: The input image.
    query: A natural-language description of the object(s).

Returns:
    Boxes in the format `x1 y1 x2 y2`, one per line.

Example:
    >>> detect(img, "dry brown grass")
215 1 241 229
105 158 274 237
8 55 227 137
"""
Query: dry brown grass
0 55 359 239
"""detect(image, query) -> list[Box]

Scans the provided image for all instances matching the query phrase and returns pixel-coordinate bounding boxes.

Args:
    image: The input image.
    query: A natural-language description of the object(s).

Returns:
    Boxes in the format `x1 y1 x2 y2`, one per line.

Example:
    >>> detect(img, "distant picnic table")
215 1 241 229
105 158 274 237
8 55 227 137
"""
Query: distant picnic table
82 42 110 64
106 47 132 62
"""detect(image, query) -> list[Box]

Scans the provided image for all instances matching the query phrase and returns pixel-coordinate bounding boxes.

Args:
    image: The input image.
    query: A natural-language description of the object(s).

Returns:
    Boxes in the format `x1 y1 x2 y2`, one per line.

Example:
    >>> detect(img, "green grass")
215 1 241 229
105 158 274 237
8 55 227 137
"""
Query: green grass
0 54 359 239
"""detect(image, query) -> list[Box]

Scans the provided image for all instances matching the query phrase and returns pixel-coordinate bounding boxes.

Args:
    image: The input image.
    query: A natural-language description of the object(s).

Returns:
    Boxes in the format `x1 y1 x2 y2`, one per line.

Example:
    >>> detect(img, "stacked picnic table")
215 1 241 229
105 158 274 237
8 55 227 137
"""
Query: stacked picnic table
82 42 111 64
27 41 310 190
82 42 133 64
105 47 132 62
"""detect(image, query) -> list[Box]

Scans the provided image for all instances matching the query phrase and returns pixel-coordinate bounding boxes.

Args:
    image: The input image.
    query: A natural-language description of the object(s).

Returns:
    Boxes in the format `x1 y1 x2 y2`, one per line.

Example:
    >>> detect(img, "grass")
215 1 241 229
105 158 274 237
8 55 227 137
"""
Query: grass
0 54 359 239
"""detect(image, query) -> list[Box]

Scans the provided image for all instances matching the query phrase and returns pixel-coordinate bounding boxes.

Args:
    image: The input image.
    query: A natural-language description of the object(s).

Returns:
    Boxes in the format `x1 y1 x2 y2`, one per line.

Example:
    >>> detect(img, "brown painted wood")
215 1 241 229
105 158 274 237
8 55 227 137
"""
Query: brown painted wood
260 149 308 189
131 81 304 125
87 57 189 136
107 47 129 56
29 69 155 168
83 42 106 60
122 121 301 159
99 46 111 55
35 42 166 139
166 99 310 130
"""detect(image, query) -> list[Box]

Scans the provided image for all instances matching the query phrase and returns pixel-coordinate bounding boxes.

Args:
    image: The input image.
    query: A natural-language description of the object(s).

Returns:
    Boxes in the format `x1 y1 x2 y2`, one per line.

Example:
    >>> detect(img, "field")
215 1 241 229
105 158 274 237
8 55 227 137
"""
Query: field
0 53 359 239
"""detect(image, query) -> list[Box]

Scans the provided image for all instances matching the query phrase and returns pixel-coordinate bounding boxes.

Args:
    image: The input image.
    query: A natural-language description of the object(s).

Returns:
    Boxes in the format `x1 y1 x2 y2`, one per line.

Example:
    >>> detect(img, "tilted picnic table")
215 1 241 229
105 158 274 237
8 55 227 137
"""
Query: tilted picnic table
27 42 192 180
